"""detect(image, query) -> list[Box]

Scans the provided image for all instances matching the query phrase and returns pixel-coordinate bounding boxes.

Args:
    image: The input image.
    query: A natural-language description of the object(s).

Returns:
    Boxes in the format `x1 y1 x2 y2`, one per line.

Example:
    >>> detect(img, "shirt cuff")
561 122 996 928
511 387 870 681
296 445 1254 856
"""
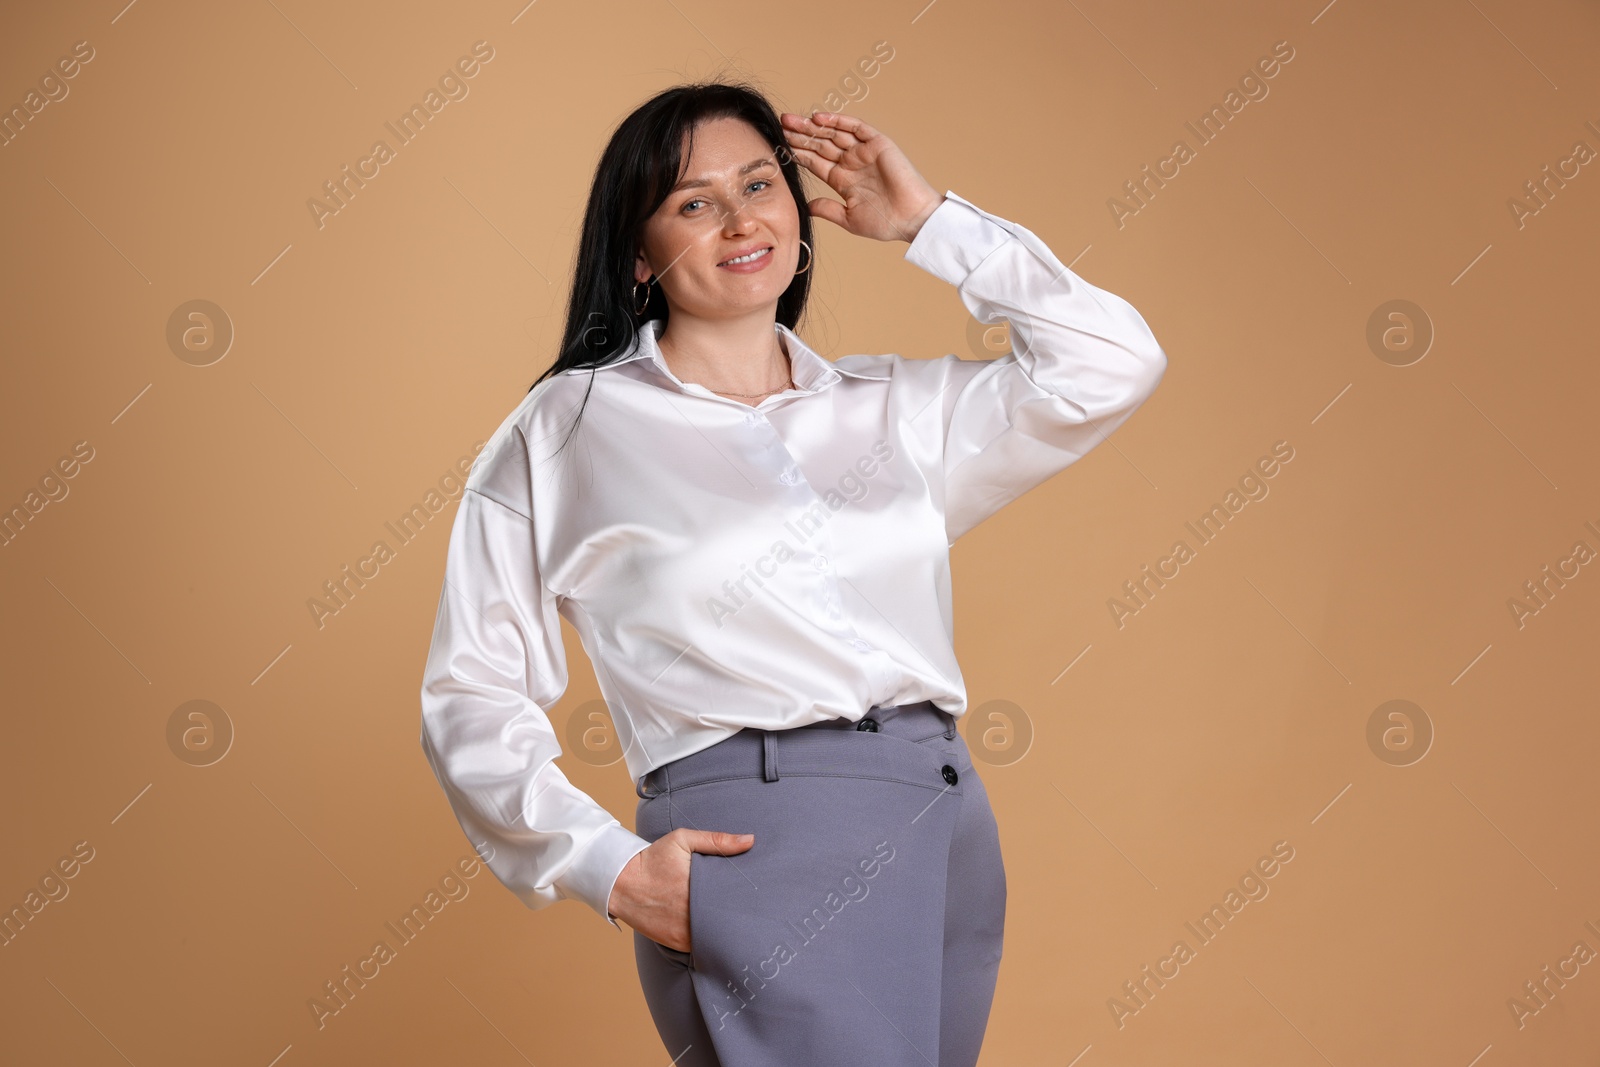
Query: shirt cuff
903 190 1017 288
551 821 652 930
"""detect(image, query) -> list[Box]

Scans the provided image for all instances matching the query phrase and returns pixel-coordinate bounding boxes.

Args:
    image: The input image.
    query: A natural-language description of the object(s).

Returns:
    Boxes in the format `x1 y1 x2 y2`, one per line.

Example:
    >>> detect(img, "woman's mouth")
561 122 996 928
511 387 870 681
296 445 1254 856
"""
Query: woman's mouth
718 246 773 272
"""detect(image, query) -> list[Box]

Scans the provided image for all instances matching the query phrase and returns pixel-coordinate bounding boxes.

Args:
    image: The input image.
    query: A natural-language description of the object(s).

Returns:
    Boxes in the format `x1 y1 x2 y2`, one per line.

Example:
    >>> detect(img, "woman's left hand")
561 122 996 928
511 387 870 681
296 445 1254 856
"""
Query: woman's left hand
779 111 944 244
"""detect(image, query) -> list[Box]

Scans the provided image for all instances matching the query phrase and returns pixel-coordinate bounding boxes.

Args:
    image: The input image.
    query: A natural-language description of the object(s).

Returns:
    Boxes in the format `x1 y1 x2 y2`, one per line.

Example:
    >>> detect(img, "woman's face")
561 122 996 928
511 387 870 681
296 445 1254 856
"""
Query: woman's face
634 116 802 322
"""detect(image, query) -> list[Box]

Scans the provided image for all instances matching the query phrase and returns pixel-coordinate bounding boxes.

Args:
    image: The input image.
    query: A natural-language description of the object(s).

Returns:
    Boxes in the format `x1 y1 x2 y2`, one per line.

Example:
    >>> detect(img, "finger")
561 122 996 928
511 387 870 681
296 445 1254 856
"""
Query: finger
784 114 847 153
691 830 756 855
807 123 859 150
791 110 860 150
813 110 878 143
785 144 835 182
807 196 849 230
783 126 842 162
781 110 824 133
807 110 866 148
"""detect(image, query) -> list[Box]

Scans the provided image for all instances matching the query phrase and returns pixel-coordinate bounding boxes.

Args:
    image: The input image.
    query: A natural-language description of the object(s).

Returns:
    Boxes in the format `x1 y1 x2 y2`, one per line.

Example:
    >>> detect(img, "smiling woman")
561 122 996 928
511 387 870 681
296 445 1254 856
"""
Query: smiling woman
633 116 813 400
419 79 1167 1066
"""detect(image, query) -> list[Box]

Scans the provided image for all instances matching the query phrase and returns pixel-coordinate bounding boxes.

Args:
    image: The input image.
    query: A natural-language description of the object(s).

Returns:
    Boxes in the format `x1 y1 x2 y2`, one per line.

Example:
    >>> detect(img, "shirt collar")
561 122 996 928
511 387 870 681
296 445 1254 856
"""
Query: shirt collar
603 318 886 396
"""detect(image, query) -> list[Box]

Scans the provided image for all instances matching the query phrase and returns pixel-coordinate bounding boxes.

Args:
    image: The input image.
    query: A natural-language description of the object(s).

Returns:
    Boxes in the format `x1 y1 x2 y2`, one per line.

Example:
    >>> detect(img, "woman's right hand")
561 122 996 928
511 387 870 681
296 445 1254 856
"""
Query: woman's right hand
606 828 755 952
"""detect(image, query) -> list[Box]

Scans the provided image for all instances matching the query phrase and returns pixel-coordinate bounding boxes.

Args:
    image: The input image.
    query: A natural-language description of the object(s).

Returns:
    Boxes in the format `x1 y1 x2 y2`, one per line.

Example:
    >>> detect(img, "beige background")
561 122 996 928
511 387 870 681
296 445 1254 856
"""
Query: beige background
3 0 1598 1063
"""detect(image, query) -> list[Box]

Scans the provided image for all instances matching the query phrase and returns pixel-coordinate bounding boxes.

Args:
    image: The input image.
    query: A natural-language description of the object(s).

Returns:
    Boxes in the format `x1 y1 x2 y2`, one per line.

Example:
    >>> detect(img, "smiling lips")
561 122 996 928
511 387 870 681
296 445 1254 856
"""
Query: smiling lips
717 245 774 272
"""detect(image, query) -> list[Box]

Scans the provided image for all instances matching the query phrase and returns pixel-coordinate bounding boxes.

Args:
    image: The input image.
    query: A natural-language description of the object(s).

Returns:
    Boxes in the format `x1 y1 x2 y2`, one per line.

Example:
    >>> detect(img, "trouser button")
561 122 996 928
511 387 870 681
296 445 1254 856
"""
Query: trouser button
856 718 879 732
941 764 959 786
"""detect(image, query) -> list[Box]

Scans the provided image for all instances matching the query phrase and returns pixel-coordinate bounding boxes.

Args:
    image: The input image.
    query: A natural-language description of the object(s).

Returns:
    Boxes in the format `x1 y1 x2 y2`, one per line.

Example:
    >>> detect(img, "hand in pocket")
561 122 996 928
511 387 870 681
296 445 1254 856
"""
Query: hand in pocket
607 828 755 952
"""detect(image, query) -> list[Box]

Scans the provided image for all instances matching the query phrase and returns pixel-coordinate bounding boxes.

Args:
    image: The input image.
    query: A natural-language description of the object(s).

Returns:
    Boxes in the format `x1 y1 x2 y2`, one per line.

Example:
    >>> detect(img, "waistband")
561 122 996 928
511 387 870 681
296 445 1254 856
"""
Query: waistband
635 700 956 800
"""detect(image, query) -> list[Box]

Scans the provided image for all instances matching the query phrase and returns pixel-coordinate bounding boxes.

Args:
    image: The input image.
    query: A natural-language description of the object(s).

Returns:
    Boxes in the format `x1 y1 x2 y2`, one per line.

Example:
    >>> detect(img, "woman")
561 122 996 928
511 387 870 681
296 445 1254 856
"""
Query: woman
419 82 1166 1066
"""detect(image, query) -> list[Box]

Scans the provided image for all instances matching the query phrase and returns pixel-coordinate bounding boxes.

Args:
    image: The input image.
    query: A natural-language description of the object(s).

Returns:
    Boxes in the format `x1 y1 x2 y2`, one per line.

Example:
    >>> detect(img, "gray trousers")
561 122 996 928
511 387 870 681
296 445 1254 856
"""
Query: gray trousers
631 700 1007 1066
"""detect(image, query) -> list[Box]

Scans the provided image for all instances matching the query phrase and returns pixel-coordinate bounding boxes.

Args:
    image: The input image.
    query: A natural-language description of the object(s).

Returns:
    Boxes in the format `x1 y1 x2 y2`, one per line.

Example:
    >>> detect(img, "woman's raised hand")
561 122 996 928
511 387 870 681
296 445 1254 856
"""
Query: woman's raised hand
607 828 755 954
779 111 944 244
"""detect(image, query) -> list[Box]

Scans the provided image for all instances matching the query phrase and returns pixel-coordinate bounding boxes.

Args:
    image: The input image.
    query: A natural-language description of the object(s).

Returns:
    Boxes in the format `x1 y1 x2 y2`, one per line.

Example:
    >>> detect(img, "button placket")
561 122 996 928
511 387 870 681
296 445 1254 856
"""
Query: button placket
756 438 882 657
810 541 879 655
754 425 814 495
799 526 864 645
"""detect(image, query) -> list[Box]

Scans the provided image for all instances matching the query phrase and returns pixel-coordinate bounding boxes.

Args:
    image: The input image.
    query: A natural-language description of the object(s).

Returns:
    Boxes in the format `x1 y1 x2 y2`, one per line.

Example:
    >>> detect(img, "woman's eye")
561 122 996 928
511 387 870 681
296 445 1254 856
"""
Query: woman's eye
680 179 770 215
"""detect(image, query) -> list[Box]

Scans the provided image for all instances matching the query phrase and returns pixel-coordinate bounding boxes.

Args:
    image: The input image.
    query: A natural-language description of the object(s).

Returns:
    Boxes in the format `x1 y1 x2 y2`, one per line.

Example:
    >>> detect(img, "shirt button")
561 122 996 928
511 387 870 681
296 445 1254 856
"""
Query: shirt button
849 638 872 653
744 412 763 427
779 467 801 485
813 555 830 571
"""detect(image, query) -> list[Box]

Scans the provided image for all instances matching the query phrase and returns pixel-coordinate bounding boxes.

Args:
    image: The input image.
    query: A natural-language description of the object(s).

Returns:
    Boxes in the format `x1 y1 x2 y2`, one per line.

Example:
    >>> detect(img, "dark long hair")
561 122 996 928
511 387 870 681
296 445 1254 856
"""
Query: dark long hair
527 81 816 451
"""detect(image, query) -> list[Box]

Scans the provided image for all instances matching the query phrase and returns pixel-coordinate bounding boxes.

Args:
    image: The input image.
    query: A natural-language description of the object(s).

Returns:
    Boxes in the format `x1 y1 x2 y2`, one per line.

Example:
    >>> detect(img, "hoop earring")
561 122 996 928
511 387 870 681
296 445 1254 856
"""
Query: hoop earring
794 240 812 275
632 277 653 316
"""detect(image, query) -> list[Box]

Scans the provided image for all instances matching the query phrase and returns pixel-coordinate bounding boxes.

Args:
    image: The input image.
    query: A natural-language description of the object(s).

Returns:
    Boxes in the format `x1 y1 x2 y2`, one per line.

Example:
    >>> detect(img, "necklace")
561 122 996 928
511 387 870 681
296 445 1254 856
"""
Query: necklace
661 336 794 398
707 374 794 399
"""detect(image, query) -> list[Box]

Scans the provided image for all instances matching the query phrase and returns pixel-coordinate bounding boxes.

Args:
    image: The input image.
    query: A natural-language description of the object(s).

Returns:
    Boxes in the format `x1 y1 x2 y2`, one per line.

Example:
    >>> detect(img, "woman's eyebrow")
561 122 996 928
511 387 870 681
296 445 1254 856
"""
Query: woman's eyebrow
670 157 775 193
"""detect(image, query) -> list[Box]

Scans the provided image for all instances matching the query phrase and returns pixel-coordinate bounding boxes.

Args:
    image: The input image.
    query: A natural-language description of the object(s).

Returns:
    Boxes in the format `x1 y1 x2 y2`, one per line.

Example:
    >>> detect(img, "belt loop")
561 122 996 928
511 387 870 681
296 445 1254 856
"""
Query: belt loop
944 709 956 740
762 730 779 782
635 774 651 800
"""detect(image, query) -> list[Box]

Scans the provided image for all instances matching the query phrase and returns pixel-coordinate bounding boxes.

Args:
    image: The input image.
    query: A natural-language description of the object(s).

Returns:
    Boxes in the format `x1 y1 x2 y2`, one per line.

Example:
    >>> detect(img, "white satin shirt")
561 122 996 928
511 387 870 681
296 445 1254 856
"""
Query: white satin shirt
418 191 1167 928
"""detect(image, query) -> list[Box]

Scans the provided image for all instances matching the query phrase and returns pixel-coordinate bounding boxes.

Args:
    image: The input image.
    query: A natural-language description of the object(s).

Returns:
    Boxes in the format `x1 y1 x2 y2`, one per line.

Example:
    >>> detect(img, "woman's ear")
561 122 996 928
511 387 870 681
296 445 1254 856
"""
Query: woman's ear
634 248 654 285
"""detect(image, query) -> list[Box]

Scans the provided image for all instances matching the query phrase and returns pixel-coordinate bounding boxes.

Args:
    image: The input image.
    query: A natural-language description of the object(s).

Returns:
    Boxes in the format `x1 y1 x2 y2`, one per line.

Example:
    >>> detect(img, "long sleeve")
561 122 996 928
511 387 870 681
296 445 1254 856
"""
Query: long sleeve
419 436 650 929
902 191 1168 543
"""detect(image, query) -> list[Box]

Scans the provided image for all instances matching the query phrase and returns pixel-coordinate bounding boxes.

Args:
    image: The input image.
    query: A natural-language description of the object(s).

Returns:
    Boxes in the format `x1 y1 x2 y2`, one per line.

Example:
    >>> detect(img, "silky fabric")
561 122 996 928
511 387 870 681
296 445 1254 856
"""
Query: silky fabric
418 191 1167 927
632 701 1005 1067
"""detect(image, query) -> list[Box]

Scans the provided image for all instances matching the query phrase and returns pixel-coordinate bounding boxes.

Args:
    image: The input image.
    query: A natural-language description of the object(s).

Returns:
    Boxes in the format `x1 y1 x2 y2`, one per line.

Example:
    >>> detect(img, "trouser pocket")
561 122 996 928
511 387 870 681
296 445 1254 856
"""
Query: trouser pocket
633 792 697 968
653 938 694 969
673 770 963 1064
